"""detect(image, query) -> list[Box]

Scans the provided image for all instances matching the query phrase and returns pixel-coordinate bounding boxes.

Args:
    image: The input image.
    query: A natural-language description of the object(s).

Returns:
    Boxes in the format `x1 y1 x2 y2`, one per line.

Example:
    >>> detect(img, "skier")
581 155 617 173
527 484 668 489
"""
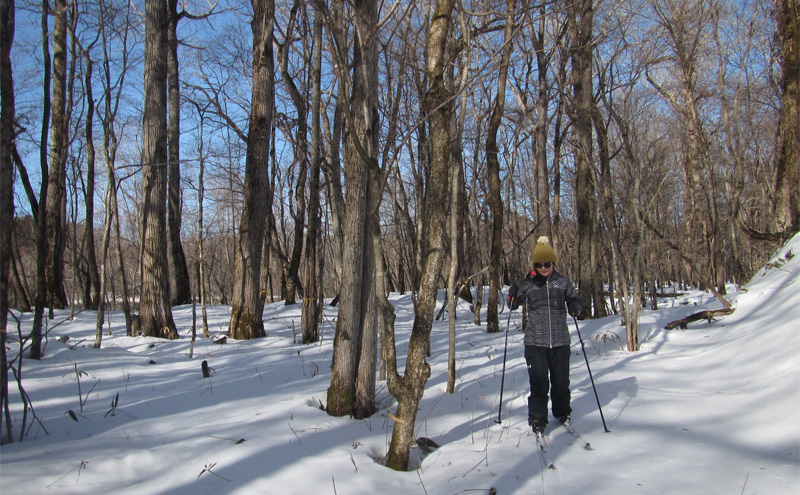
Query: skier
508 236 582 435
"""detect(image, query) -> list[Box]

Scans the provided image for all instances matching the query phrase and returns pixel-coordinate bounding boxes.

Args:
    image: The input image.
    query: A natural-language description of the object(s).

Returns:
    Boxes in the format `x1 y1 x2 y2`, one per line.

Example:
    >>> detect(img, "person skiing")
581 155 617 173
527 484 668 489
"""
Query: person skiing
507 236 582 435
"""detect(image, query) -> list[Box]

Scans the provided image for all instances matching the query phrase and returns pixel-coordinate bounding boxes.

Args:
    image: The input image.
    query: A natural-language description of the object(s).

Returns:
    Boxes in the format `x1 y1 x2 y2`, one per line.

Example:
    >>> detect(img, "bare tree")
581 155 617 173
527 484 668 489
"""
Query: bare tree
528 3 564 242
44 0 70 311
380 0 455 470
97 0 136 339
139 0 178 339
568 0 596 318
324 0 380 419
28 0 54 360
0 0 16 446
645 0 732 304
772 0 799 233
595 54 645 351
445 6 473 394
166 0 192 306
486 0 516 334
80 41 101 311
275 0 309 306
301 5 324 344
186 97 211 338
228 0 275 340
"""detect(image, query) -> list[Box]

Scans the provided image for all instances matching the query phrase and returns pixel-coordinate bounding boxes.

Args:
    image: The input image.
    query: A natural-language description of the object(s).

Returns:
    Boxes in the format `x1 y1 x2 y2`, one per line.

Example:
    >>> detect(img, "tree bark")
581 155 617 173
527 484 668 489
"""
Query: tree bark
194 104 210 338
664 308 735 330
82 50 101 310
166 0 192 306
302 8 323 344
446 10 471 394
596 73 644 351
383 0 455 470
228 0 275 340
44 0 69 310
140 0 177 339
29 0 53 360
276 0 308 306
0 0 16 445
485 0 516 334
327 0 380 419
568 0 595 318
773 0 800 232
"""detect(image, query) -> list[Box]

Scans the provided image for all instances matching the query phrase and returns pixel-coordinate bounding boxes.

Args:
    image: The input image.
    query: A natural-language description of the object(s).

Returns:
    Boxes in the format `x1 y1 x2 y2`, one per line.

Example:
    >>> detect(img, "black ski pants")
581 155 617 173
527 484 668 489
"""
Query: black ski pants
525 345 571 426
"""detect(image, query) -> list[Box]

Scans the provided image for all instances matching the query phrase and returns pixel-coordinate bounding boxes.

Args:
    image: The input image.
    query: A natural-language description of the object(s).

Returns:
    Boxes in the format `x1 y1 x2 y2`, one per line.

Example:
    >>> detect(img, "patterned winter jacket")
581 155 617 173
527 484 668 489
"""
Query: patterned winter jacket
509 270 581 348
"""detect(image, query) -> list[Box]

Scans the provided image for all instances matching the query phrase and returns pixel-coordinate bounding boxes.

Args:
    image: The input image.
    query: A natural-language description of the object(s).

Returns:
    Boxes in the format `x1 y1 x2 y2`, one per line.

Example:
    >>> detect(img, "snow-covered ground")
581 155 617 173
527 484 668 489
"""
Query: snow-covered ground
1 235 799 495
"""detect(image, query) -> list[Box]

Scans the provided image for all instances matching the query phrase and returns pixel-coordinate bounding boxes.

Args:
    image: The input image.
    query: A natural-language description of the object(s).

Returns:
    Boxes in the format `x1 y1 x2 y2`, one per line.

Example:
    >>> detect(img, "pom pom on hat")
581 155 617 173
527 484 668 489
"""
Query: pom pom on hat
532 236 557 264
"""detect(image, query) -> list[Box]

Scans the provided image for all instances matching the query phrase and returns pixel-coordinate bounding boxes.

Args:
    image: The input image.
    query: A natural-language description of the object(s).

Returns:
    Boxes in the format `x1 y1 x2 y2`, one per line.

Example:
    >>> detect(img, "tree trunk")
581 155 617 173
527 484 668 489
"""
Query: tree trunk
773 0 800 232
29 0 53 360
94 186 113 348
276 0 308 306
0 0 16 445
302 8 323 344
599 80 645 351
568 0 594 318
82 50 101 310
140 0 177 339
228 0 275 340
446 155 459 393
98 0 134 336
593 97 633 347
383 0 455 470
166 0 192 306
321 99 345 295
327 0 379 418
195 105 210 338
532 4 553 240
551 52 567 251
446 16 470 393
485 0 516 334
44 0 69 310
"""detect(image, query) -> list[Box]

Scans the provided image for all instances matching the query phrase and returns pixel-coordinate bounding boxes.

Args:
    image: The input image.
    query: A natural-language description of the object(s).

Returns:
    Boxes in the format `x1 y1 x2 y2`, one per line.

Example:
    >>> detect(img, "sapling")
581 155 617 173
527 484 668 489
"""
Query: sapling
196 462 230 482
46 460 87 488
73 363 98 412
105 393 119 417
104 392 136 418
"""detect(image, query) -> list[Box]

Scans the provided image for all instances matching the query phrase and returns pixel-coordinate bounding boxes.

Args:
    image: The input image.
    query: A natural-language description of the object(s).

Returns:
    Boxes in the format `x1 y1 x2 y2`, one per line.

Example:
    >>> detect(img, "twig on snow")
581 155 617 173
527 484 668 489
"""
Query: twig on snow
47 460 88 488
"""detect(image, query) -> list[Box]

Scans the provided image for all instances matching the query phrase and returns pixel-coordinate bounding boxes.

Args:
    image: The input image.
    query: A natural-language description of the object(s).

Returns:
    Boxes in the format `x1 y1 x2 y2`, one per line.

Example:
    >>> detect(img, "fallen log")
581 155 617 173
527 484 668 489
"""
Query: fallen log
664 308 735 330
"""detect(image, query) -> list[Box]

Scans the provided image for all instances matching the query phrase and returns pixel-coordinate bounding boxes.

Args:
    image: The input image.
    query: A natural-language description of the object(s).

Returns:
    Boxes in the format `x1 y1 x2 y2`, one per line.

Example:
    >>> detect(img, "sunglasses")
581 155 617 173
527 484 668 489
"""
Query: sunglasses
534 262 553 269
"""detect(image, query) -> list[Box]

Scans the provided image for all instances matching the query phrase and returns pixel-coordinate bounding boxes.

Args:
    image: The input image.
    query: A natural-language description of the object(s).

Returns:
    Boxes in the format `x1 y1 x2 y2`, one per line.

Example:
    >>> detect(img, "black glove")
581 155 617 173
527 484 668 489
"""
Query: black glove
567 301 581 317
507 284 518 304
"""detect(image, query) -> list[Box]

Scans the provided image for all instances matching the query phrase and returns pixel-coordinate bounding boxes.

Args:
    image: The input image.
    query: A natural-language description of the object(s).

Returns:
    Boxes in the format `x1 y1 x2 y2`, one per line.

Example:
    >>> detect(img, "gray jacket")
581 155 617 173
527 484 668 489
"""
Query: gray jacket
509 270 581 348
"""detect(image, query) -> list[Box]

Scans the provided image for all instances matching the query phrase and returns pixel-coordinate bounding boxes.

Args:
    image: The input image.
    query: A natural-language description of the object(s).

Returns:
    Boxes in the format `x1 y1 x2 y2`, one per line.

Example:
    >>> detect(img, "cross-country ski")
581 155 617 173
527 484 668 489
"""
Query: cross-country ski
534 431 556 470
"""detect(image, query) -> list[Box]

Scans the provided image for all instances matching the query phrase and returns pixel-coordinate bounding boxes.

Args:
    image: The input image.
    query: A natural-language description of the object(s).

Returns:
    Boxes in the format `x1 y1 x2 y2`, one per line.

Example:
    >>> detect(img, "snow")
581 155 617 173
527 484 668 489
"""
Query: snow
1 235 799 495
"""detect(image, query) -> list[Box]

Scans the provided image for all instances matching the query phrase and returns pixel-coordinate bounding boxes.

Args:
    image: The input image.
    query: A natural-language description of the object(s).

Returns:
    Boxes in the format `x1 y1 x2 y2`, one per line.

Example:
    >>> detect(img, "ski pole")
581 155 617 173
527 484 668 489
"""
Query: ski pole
494 309 512 425
572 316 610 433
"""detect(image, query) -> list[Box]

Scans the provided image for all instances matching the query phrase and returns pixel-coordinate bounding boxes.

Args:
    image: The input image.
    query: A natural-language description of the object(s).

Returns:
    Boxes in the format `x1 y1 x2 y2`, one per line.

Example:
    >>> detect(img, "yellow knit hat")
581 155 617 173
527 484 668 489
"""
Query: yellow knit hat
532 236 557 264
